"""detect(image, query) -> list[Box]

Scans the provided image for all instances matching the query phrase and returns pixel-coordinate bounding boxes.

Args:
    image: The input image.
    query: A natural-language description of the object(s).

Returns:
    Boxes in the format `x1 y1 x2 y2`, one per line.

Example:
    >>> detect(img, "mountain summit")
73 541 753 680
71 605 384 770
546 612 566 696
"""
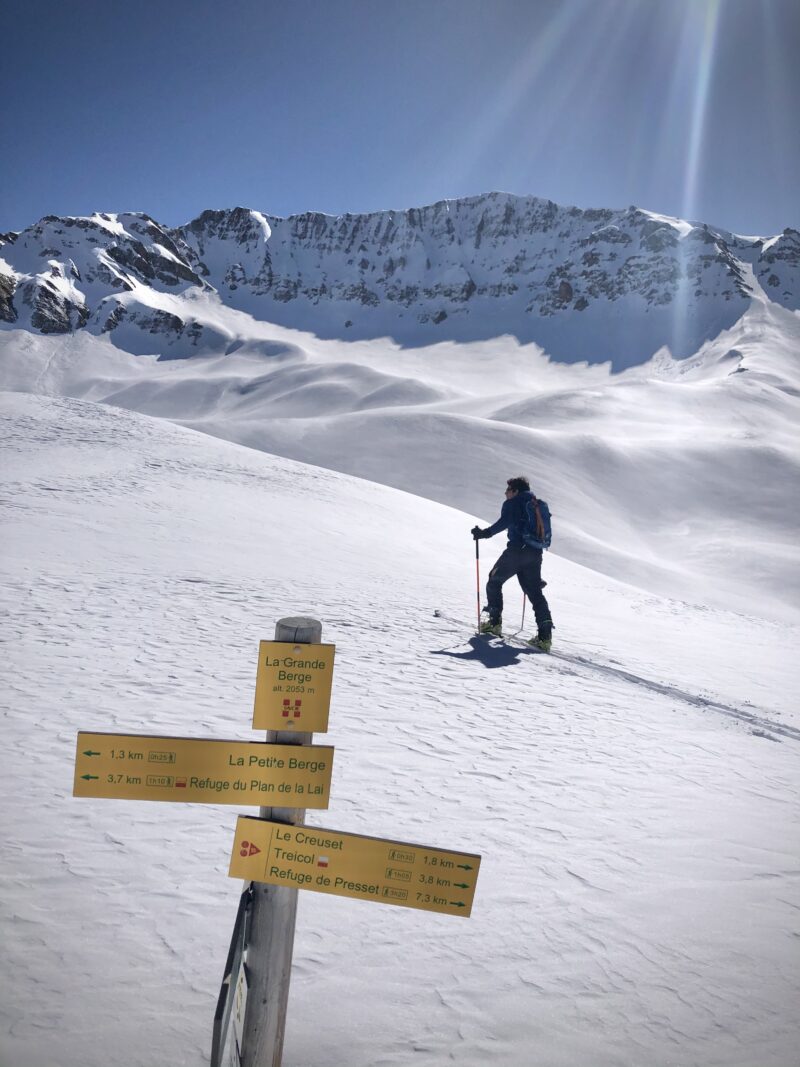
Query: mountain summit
2 193 797 368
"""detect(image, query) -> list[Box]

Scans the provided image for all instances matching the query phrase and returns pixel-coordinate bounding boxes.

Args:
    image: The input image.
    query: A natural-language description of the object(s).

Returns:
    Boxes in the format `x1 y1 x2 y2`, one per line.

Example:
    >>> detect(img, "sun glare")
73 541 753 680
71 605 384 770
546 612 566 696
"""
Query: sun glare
682 0 723 224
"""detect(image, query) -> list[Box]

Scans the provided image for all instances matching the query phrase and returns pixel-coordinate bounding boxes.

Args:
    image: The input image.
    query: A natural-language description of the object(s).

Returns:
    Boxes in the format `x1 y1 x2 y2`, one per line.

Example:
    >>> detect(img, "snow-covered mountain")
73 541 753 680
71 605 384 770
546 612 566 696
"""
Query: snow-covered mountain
2 193 798 366
2 195 799 1067
1 192 798 623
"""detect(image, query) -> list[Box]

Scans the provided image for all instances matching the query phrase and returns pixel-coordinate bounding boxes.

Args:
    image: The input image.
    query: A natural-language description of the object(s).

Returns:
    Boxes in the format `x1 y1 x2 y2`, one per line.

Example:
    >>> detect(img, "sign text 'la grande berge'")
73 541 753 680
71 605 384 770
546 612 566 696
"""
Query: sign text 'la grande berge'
253 641 335 733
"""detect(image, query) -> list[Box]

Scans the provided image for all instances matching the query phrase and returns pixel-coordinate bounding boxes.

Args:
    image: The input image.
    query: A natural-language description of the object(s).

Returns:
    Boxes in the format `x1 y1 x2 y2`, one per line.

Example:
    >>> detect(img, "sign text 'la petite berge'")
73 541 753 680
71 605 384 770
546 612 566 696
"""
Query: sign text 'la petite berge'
253 641 335 733
73 732 334 807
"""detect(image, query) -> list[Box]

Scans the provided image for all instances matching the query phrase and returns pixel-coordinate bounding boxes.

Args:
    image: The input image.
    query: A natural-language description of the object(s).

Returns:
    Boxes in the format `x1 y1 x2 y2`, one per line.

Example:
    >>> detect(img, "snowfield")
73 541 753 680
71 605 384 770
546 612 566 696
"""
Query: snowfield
2 281 800 626
1 391 798 1067
2 191 799 1066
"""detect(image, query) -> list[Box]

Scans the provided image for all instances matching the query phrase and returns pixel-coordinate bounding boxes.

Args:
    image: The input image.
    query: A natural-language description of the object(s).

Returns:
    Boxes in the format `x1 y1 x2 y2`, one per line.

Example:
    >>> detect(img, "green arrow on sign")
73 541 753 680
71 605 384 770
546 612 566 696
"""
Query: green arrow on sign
454 882 469 889
81 774 99 781
449 901 466 908
456 864 474 871
82 750 101 757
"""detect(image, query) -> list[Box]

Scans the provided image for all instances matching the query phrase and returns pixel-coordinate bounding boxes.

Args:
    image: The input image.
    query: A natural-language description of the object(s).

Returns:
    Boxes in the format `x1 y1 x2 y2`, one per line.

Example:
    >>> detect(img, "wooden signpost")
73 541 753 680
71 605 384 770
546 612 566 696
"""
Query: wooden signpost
72 615 482 1067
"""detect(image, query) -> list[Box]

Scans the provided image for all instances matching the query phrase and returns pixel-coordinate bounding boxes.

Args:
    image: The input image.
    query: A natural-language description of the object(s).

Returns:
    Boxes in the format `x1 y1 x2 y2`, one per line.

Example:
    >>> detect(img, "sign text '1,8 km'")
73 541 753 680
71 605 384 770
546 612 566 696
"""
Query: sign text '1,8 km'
229 816 481 917
73 732 334 807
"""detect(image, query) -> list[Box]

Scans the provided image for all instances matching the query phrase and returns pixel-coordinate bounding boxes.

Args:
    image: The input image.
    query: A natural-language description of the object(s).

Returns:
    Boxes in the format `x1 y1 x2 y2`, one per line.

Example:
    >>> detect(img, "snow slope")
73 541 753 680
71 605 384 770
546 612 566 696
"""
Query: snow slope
1 392 798 1067
2 281 798 623
2 193 798 626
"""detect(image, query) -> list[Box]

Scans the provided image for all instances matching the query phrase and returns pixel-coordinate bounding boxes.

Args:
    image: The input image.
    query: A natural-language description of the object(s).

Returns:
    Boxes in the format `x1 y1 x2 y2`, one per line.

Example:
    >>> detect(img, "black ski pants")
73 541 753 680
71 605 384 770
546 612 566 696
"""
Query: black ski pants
486 544 552 632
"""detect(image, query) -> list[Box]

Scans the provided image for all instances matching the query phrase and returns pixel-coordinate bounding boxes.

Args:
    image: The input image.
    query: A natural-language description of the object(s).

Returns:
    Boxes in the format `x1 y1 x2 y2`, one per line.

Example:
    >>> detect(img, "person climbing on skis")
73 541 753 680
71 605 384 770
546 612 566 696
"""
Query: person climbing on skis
471 476 554 651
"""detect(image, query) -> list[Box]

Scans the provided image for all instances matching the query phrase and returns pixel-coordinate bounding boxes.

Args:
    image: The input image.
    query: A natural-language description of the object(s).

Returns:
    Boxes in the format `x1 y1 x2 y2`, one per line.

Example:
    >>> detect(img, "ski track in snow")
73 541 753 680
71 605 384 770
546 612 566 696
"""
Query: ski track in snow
432 613 800 744
1 393 799 1067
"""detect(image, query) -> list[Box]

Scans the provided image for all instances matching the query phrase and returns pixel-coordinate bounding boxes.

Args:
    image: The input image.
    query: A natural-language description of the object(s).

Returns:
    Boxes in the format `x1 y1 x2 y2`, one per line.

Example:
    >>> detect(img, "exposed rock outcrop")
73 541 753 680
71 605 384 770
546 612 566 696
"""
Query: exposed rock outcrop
0 271 17 323
0 195 795 365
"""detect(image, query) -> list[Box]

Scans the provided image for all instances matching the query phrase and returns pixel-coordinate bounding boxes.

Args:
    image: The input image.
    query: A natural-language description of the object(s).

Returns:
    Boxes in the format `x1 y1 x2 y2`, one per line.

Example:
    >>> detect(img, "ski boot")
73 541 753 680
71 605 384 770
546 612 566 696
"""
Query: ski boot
528 635 552 652
479 616 502 636
528 622 553 652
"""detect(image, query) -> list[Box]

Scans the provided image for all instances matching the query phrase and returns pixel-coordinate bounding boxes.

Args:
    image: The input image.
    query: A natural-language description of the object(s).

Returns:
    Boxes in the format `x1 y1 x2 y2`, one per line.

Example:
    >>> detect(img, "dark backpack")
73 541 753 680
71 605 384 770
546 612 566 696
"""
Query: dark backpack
522 495 552 550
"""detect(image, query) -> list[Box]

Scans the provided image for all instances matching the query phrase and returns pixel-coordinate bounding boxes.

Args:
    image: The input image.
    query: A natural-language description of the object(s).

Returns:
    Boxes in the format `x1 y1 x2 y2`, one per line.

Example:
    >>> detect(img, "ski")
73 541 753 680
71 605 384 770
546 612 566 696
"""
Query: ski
477 631 550 653
433 610 550 653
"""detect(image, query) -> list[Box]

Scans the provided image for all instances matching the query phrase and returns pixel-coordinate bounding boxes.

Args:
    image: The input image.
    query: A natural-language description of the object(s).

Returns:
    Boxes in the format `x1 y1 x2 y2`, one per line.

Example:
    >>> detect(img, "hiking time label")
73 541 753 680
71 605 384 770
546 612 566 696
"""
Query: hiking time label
253 641 335 733
229 816 481 917
73 732 334 807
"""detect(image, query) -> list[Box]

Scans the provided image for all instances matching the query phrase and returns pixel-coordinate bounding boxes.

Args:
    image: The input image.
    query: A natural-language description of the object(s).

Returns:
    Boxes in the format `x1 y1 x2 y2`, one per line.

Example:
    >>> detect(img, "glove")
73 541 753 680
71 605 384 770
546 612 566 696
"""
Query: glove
471 526 487 540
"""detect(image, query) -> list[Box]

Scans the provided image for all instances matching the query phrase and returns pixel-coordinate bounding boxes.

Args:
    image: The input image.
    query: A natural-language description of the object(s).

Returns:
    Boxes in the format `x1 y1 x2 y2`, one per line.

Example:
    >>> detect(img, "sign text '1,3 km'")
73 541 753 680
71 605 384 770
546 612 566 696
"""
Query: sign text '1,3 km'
73 732 334 807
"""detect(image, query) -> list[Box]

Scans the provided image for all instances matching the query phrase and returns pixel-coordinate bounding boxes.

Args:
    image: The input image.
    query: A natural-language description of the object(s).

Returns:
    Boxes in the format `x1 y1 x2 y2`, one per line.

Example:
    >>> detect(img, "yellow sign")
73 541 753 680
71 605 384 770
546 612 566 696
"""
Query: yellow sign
229 816 480 917
73 732 334 807
253 641 335 733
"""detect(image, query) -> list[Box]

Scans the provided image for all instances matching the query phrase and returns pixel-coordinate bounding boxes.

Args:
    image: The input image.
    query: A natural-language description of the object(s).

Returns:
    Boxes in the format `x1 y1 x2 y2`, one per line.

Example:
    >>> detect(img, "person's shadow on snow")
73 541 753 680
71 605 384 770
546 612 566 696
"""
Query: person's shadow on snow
431 636 523 669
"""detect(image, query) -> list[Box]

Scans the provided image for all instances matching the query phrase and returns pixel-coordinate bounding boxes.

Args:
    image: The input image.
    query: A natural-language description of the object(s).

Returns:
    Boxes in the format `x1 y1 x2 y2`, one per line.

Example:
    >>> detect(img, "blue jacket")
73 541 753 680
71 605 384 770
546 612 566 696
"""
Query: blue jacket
484 490 535 547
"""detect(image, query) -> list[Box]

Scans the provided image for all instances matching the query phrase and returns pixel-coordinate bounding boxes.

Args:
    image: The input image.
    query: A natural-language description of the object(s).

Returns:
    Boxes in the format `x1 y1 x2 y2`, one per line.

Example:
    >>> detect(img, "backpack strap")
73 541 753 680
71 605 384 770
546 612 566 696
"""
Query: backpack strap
531 496 545 543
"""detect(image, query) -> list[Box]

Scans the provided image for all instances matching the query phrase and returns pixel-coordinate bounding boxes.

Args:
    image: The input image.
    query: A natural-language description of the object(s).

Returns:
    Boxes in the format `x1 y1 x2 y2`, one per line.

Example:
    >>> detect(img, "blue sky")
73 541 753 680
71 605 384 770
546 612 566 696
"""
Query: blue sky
2 0 798 235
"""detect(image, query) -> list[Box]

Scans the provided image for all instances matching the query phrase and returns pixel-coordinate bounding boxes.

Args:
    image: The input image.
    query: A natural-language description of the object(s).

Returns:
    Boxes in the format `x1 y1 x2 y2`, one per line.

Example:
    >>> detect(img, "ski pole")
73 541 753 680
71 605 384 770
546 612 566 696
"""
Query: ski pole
521 594 526 632
475 537 481 632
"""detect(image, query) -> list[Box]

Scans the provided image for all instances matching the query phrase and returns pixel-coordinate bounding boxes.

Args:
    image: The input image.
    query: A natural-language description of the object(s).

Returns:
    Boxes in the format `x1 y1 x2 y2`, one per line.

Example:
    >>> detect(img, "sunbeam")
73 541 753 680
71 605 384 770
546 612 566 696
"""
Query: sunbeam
682 0 724 224
429 2 587 192
657 0 726 358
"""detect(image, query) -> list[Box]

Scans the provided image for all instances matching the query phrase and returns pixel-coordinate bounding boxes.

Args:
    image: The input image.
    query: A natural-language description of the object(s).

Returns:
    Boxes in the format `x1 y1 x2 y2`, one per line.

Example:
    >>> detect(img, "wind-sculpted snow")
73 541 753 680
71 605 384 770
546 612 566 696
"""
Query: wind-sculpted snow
1 193 797 367
1 392 798 1067
2 283 797 622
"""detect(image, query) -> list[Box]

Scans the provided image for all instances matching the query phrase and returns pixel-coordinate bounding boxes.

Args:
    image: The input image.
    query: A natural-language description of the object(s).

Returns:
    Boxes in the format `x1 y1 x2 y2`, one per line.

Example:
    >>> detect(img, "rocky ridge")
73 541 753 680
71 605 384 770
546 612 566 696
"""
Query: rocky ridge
1 193 798 366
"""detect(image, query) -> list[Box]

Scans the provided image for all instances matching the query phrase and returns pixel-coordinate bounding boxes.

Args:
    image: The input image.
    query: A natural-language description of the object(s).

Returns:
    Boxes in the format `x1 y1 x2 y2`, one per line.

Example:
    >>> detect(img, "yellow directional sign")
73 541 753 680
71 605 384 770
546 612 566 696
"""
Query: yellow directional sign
229 816 480 917
253 641 335 733
73 732 334 808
